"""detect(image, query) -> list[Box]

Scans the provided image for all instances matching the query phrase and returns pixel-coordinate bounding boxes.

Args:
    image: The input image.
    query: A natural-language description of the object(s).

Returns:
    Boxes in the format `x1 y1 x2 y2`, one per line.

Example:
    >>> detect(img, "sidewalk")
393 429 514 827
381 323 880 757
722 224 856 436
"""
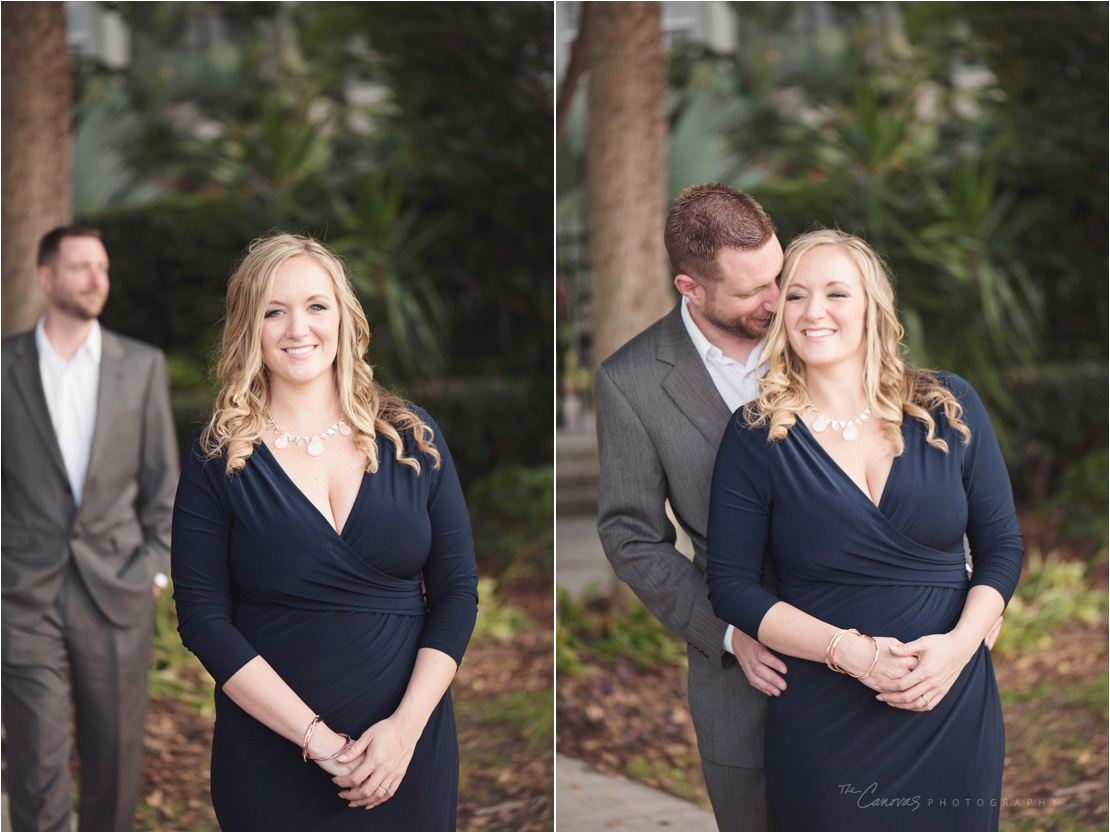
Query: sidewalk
556 755 718 831
556 426 714 830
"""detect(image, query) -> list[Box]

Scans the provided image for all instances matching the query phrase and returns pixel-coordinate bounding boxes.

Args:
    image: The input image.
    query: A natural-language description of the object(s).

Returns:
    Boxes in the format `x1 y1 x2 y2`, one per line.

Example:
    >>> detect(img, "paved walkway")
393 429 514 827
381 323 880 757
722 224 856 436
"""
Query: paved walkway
557 754 718 831
556 427 715 830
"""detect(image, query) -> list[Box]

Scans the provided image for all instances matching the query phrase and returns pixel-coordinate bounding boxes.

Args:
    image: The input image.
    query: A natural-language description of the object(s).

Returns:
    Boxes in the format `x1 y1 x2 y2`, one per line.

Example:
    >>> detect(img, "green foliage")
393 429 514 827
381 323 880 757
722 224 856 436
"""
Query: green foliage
471 577 535 644
624 755 704 805
1007 364 1109 502
990 550 1109 658
1045 449 1110 563
411 377 549 487
455 688 554 760
467 466 554 575
149 582 215 717
556 589 687 676
74 3 552 473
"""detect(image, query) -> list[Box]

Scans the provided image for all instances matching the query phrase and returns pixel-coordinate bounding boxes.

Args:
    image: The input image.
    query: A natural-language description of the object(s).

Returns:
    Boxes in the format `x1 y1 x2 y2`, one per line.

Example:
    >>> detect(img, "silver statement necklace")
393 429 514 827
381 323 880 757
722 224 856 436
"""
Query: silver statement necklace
805 401 872 442
265 410 352 457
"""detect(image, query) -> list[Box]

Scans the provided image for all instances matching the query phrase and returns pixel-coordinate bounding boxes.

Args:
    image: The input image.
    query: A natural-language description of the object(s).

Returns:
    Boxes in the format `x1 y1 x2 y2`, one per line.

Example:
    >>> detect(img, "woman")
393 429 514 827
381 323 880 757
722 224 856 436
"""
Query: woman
705 229 1023 831
171 234 479 830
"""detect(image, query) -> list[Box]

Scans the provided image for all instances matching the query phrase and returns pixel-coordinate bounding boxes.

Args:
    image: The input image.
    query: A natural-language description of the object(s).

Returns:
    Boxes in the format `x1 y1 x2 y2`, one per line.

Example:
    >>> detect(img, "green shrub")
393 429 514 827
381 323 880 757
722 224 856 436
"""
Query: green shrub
1006 363 1109 503
1045 448 1110 564
149 582 215 717
991 549 1109 657
471 577 535 644
557 589 687 675
466 465 554 575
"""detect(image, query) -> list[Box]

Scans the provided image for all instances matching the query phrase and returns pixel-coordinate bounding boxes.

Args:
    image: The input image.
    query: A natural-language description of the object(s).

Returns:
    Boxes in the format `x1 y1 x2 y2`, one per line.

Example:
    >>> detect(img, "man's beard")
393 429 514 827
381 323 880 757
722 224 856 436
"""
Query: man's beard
53 291 106 321
701 299 771 341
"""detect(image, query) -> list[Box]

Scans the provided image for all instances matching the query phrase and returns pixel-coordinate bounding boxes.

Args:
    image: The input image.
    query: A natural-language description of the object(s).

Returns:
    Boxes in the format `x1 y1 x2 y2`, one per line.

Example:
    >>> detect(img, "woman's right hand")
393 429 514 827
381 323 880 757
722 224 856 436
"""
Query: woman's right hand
306 728 360 779
833 634 917 692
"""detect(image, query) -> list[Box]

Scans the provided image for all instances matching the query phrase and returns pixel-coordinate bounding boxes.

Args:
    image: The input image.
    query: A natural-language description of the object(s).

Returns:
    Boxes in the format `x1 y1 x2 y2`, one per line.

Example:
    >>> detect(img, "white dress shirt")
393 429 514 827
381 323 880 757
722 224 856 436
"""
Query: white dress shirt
680 298 768 654
36 317 101 507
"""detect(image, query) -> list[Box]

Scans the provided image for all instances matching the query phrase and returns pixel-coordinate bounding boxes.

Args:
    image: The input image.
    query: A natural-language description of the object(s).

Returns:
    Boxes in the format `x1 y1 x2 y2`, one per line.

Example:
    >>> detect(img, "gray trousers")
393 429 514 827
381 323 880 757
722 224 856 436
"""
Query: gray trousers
2 566 153 832
702 758 781 832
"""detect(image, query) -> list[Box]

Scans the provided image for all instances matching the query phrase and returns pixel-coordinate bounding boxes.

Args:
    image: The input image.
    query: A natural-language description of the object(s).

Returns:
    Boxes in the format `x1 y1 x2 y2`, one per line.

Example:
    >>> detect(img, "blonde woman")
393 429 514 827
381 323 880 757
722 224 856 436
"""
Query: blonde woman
171 234 478 830
705 230 1022 831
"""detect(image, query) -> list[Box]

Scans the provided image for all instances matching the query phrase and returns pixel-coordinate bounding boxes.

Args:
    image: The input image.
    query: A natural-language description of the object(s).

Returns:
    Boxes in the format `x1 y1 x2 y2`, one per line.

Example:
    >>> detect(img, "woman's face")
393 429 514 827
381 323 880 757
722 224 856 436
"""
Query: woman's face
260 255 341 390
782 246 868 372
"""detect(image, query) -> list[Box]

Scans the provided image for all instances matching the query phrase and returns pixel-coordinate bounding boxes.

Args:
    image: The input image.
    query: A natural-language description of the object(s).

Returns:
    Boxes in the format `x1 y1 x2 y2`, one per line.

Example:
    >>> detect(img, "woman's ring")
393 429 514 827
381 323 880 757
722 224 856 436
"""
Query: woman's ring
380 785 393 795
921 695 932 707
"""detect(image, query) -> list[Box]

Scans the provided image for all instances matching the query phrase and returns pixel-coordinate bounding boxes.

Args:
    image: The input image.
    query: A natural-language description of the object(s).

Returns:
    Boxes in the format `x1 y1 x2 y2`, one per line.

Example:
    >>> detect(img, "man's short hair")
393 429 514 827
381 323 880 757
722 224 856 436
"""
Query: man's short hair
37 225 102 268
664 184 776 283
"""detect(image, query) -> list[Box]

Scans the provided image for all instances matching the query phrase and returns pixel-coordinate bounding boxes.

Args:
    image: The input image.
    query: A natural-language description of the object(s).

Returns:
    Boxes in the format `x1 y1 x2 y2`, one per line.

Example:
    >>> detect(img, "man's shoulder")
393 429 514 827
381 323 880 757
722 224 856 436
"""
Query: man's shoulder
101 327 167 364
1 329 36 371
598 309 678 381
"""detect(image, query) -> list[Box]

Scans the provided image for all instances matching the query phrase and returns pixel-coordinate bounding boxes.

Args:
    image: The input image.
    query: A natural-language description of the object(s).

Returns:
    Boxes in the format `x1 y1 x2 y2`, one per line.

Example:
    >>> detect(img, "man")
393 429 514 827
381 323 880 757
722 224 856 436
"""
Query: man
595 184 786 831
2 226 179 832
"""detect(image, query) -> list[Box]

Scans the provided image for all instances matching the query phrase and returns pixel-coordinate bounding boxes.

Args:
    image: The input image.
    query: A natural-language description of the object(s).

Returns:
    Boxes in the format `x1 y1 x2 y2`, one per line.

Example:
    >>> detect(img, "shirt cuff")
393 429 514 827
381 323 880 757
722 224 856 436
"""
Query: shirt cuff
153 572 169 589
723 624 736 655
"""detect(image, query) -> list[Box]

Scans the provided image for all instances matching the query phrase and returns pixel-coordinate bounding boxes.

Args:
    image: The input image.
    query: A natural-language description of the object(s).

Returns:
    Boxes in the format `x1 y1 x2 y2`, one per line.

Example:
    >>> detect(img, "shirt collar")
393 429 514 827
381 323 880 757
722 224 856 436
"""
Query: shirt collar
35 316 103 366
680 296 766 373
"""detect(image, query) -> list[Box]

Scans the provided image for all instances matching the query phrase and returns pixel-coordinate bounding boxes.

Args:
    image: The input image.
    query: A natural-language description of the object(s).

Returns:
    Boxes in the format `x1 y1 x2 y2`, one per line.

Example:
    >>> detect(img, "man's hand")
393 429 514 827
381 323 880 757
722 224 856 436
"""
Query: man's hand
731 628 787 696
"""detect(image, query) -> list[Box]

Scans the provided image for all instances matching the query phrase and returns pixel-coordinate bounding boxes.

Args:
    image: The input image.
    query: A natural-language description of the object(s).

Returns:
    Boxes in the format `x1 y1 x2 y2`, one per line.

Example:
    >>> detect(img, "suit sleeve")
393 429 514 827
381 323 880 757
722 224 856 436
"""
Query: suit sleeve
595 363 730 665
171 433 260 687
415 414 479 668
705 414 779 639
949 375 1024 605
135 350 179 577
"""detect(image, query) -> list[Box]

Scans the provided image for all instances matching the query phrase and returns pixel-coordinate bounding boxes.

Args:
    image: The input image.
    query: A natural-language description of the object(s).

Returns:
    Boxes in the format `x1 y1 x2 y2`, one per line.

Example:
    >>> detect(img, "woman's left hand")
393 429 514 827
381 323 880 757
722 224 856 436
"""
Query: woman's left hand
331 716 420 809
874 633 978 712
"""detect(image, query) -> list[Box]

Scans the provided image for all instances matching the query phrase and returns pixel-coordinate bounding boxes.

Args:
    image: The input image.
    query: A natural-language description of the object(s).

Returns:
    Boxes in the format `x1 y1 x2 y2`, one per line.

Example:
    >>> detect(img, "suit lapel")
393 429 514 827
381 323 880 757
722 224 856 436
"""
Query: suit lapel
657 304 732 448
7 331 69 482
84 329 127 494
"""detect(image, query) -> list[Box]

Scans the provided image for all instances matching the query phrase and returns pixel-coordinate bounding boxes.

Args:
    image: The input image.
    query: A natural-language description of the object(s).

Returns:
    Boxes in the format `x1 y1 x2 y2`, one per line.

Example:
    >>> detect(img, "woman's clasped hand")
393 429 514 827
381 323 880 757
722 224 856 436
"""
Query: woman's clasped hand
330 715 419 809
828 632 918 695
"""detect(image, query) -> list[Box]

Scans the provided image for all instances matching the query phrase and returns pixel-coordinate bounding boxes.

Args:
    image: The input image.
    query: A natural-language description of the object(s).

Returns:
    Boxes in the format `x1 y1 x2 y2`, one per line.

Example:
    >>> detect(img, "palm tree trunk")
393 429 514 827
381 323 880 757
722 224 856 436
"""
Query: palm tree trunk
586 3 671 606
586 2 671 370
2 1 73 336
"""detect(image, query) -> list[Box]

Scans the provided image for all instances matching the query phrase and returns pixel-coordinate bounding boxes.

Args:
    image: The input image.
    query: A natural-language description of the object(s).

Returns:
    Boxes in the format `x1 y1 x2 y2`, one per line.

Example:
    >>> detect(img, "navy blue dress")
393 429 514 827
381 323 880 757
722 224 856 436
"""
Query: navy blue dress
706 375 1022 831
171 409 478 831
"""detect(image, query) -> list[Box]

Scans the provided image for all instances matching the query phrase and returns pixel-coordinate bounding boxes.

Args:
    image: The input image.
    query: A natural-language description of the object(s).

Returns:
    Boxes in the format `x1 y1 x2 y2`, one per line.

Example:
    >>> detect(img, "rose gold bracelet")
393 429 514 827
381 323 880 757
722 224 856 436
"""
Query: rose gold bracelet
845 633 880 679
306 733 352 762
825 628 859 673
302 714 323 762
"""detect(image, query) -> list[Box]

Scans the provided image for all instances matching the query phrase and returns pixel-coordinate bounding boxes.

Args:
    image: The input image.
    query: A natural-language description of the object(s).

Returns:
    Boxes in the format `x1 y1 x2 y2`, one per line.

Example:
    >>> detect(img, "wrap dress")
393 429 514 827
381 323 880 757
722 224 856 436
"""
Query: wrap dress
171 409 478 830
706 374 1023 831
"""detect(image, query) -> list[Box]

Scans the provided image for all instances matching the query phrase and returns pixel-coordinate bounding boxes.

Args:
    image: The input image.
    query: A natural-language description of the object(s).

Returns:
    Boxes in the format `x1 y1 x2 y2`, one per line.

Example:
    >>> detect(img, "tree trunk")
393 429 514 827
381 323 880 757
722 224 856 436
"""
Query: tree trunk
586 2 671 369
2 2 73 337
587 3 670 607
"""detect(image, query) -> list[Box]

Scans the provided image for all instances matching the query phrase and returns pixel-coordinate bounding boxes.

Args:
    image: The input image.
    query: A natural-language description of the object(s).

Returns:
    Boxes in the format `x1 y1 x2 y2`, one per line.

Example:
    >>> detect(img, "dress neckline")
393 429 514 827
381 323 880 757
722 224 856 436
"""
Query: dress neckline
793 416 900 511
255 440 368 538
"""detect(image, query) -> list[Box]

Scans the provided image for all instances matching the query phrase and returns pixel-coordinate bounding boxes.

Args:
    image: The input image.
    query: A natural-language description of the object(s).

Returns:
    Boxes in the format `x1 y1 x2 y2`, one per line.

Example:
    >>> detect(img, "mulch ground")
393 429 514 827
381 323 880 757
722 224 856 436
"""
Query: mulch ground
557 514 1109 831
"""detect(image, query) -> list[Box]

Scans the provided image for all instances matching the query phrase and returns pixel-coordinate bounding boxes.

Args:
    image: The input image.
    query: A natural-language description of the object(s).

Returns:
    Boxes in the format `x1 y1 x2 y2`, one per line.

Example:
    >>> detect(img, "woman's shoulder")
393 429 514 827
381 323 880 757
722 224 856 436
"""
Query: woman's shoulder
723 405 779 453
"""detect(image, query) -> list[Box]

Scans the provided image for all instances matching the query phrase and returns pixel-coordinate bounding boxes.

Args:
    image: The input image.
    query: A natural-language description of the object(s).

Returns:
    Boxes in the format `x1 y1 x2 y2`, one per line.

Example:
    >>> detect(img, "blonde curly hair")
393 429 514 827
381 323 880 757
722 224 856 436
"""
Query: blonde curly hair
201 233 441 476
746 229 971 455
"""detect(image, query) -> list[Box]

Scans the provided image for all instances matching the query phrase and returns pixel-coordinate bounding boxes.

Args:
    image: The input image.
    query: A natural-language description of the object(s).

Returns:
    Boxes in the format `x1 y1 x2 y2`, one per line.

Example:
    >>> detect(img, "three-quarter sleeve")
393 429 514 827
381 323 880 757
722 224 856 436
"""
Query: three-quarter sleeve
415 413 479 667
947 375 1025 606
171 432 260 687
705 415 780 639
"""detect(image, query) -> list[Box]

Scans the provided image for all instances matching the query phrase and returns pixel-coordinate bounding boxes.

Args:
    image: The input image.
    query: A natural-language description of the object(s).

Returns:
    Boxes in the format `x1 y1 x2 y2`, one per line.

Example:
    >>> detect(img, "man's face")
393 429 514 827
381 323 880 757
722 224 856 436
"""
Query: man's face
695 236 784 341
38 236 110 321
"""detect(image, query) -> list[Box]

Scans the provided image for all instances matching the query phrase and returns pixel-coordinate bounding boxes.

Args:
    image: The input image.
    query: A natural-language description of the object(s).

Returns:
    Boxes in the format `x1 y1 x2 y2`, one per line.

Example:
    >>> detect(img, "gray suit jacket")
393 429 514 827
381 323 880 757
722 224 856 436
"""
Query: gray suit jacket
2 327 179 628
595 302 767 768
